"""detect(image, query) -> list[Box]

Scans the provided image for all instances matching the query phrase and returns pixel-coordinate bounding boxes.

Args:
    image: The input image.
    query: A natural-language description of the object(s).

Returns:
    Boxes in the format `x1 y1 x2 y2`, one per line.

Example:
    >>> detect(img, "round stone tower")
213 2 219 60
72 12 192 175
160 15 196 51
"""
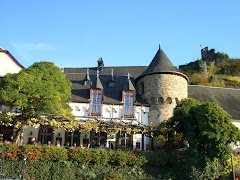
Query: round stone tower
136 45 188 125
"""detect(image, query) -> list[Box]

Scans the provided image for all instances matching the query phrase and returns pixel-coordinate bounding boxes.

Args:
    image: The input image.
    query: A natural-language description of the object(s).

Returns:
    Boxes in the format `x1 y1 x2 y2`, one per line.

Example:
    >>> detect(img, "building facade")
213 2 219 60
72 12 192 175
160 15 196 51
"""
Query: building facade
23 46 187 150
0 47 24 77
1 46 240 150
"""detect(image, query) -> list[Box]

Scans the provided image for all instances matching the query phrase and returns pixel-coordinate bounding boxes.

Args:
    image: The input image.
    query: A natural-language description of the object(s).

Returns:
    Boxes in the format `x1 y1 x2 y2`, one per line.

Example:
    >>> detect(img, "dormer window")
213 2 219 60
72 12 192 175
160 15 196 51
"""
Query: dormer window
90 89 102 115
123 90 135 117
109 69 115 88
84 68 92 86
109 81 114 87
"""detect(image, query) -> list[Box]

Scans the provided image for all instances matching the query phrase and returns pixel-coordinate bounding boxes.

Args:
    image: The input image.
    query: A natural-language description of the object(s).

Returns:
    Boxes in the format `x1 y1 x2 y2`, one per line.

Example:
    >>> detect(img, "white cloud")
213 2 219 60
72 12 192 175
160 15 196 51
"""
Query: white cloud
12 42 55 51
11 42 56 67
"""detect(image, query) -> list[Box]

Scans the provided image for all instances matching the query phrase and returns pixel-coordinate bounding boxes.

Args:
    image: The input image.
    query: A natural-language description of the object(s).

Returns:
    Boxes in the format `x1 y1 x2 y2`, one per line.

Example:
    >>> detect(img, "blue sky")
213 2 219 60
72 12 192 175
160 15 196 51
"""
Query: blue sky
1 1 239 69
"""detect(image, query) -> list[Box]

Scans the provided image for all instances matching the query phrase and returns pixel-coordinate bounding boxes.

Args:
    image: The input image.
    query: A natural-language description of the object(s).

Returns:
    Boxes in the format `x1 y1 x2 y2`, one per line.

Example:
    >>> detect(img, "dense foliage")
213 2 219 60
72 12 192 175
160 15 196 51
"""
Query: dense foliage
3 142 240 179
0 62 73 140
0 61 146 135
167 98 240 160
150 98 240 179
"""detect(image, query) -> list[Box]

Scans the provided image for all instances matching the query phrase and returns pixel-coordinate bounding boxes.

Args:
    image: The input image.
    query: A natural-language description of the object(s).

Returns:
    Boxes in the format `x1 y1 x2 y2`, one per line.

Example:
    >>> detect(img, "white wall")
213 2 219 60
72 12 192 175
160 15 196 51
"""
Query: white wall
70 103 90 117
69 102 149 150
54 128 65 145
69 103 149 125
21 103 149 149
0 52 23 77
23 126 39 144
231 120 240 149
23 126 65 146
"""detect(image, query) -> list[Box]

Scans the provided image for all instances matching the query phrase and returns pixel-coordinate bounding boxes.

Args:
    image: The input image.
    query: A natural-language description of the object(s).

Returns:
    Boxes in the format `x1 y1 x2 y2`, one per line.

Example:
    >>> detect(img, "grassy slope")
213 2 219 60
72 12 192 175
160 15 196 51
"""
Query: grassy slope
179 58 240 89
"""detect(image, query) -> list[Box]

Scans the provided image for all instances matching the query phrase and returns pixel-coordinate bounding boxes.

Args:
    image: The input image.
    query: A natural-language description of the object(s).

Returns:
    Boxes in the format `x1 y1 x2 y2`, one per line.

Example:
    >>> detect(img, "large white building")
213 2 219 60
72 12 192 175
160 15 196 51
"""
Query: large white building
0 47 24 77
1 46 240 150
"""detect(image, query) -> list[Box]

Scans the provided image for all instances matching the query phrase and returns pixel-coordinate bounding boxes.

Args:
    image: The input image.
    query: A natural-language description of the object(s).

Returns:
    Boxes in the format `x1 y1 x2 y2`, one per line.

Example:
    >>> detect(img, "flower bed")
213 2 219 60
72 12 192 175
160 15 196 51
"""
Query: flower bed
0 143 192 179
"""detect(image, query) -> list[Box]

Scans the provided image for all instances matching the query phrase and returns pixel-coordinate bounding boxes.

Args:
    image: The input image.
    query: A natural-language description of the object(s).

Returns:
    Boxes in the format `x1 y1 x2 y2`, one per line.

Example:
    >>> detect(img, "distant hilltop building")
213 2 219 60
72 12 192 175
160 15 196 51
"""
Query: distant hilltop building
0 45 239 151
201 47 217 64
201 46 229 64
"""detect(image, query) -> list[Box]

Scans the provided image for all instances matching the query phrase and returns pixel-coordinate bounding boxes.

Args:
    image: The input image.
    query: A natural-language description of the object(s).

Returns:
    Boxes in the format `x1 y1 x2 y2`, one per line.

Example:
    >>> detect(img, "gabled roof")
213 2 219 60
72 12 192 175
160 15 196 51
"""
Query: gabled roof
0 48 25 70
64 66 147 79
123 78 135 91
136 47 188 81
91 76 103 89
66 70 148 105
84 69 91 81
65 67 239 119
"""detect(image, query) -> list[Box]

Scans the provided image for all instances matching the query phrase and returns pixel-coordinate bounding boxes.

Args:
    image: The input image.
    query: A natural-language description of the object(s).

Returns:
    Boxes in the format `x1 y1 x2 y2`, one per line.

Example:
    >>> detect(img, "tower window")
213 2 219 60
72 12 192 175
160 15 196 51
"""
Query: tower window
123 91 135 116
166 97 172 104
158 97 164 104
175 98 179 104
91 89 102 115
141 82 144 94
150 97 157 104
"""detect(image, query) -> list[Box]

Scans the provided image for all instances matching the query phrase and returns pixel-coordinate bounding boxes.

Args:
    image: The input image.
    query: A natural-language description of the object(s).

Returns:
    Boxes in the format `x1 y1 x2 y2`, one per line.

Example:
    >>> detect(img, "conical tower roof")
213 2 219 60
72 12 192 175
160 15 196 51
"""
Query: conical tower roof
136 46 188 81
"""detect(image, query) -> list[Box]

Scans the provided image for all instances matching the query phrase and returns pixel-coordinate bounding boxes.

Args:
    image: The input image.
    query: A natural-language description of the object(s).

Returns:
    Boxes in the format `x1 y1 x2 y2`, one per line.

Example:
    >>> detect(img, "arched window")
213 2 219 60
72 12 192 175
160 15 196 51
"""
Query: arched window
166 97 172 104
150 97 157 104
75 106 80 111
158 97 164 104
141 82 144 94
175 98 179 104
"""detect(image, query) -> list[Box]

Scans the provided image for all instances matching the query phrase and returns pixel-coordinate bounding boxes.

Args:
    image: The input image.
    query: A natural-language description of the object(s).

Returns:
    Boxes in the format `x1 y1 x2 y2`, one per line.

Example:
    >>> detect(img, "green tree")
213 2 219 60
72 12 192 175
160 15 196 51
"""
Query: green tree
161 99 240 179
168 98 240 160
188 73 210 85
0 62 73 140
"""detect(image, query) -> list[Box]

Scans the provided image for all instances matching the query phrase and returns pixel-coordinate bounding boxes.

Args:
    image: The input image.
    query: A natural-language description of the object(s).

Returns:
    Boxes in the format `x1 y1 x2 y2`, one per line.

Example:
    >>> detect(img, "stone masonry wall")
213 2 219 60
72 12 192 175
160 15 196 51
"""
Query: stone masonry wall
136 74 188 125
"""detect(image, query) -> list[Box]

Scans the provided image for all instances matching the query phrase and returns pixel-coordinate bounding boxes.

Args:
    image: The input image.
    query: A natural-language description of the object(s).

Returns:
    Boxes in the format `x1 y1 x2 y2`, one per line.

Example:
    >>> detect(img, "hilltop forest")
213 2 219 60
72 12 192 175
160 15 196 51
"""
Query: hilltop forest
179 51 240 89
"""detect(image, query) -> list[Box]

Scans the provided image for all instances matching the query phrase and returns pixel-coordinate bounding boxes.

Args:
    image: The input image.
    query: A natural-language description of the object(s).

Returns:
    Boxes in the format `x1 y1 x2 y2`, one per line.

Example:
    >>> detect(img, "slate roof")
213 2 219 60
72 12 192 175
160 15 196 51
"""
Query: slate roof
64 66 147 79
123 79 135 91
65 66 240 120
188 85 240 120
91 76 103 89
136 47 188 81
65 69 148 105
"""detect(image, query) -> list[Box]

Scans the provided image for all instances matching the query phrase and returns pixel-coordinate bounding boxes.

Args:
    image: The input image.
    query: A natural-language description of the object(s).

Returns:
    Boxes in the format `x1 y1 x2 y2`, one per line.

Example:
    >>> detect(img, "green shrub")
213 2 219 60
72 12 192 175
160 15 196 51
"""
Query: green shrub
0 143 227 180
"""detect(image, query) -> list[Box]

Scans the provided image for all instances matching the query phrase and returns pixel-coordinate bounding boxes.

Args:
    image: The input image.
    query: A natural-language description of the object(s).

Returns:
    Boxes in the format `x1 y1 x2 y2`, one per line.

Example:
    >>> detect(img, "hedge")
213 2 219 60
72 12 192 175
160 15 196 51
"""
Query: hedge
0 142 226 180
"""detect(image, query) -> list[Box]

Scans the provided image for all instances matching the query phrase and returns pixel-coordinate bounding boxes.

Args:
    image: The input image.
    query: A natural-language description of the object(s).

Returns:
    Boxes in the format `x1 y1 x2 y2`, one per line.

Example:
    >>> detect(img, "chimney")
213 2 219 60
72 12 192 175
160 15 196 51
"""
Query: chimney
97 58 104 71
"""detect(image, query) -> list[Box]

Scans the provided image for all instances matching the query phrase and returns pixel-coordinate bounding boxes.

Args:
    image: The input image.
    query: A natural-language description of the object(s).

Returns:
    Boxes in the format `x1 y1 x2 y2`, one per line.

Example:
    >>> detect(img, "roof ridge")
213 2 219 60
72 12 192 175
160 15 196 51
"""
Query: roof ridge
188 85 240 91
64 66 148 69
